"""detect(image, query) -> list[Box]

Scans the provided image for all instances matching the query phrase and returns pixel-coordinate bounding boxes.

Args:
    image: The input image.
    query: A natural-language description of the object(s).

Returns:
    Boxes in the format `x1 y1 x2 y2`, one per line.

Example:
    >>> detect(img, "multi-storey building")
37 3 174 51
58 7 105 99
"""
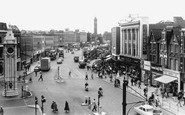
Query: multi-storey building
20 34 33 67
79 31 87 42
180 29 185 91
111 27 120 59
119 16 149 81
0 22 8 77
64 30 75 43
32 35 45 61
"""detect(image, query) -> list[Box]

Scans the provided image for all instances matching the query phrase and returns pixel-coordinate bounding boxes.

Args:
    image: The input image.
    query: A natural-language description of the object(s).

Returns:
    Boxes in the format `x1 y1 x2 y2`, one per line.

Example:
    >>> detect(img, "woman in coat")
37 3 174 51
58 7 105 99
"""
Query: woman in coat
64 101 70 113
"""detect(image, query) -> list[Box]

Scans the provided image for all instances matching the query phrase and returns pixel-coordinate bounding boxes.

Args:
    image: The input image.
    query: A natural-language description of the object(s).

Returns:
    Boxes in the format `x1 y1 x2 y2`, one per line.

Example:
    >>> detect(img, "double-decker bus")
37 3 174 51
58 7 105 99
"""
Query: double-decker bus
49 49 57 60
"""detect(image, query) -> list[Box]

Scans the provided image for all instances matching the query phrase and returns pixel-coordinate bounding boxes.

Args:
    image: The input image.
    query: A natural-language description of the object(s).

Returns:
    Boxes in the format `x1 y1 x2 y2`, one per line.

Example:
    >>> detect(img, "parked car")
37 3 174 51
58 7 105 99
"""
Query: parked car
134 104 162 115
71 51 74 54
34 66 41 72
57 58 63 64
74 56 79 62
78 60 86 69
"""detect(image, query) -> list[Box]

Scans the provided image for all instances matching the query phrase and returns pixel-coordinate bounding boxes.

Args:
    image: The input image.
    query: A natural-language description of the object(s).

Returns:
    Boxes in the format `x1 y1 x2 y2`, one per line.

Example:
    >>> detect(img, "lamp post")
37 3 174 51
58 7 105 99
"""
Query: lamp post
123 77 128 115
35 96 38 115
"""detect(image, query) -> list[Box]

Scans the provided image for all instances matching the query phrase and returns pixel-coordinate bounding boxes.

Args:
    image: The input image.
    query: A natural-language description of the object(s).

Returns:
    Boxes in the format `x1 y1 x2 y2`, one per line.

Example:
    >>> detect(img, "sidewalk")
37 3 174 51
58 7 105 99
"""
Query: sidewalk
90 70 185 115
0 61 39 115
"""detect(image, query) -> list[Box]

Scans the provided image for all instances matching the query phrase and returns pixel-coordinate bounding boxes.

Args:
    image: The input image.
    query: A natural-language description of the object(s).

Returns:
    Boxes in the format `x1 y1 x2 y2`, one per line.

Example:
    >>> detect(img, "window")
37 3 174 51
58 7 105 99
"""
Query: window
170 44 173 52
0 37 2 44
133 29 135 40
128 43 131 55
0 62 3 75
133 44 135 56
124 30 127 40
170 59 173 69
0 47 3 58
176 60 179 71
125 43 127 54
128 29 131 40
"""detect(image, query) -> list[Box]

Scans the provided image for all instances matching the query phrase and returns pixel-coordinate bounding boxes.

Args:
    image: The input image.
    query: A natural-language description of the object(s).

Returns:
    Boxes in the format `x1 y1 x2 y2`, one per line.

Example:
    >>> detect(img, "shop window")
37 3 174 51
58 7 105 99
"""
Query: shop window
0 47 3 58
132 29 135 40
128 29 131 40
0 62 3 75
124 30 127 40
0 37 2 44
170 59 173 69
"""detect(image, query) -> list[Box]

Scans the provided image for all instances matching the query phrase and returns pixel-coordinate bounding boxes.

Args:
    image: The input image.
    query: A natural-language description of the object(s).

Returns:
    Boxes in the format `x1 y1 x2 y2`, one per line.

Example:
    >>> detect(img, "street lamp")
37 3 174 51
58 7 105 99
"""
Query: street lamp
35 96 38 115
122 77 128 115
41 95 46 113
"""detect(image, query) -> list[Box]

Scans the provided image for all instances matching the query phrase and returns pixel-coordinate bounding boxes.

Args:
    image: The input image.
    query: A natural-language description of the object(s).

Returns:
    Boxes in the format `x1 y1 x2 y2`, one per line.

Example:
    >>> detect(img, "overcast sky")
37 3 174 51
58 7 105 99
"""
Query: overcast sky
0 0 184 34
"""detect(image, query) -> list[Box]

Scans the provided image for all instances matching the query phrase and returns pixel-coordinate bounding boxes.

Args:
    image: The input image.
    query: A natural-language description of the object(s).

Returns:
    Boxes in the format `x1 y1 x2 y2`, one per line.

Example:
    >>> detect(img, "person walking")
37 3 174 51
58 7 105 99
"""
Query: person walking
85 72 88 80
177 90 183 107
0 106 4 115
138 80 141 89
131 78 134 86
38 72 43 81
88 97 91 109
69 70 71 77
64 101 70 113
92 99 97 112
35 71 37 77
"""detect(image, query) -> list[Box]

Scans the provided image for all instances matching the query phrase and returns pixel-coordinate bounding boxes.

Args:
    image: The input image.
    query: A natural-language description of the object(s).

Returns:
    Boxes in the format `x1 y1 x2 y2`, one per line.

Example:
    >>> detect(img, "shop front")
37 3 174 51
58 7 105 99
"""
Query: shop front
155 68 180 96
150 63 163 87
119 55 141 81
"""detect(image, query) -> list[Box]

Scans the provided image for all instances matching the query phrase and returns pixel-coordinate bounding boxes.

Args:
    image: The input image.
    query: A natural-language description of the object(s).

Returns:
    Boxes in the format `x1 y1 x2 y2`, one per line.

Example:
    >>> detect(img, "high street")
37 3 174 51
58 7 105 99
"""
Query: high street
0 49 174 115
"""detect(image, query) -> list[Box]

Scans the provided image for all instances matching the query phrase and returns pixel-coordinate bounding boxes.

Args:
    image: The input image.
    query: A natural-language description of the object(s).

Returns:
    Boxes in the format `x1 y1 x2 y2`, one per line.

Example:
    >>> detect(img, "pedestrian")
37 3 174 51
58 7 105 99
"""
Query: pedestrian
64 101 70 113
138 80 141 89
183 91 185 106
85 72 88 80
69 70 71 77
92 99 97 112
131 78 134 86
177 89 183 107
38 73 43 81
88 97 91 109
0 106 4 115
35 71 37 77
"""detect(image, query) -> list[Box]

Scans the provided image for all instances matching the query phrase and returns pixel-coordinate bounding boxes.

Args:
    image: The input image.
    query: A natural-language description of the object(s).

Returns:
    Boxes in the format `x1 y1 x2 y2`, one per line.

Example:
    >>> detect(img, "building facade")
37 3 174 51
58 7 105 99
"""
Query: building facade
119 17 149 81
0 22 8 77
111 27 120 58
79 31 87 42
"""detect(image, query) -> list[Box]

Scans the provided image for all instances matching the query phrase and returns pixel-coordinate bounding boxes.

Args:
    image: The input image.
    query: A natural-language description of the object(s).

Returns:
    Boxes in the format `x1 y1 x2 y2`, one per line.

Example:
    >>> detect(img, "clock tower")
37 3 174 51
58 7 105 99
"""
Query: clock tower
3 30 18 96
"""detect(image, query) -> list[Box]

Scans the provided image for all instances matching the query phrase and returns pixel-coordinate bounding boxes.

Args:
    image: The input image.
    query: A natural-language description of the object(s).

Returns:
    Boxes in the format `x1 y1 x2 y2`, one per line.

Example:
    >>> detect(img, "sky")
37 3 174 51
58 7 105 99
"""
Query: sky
0 0 185 34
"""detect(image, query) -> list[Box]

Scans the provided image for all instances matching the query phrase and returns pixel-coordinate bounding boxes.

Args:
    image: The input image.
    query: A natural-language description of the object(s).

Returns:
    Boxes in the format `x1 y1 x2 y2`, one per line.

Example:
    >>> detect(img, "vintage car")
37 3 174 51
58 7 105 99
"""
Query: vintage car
74 56 79 62
78 60 86 69
34 65 41 72
57 57 63 64
134 104 162 115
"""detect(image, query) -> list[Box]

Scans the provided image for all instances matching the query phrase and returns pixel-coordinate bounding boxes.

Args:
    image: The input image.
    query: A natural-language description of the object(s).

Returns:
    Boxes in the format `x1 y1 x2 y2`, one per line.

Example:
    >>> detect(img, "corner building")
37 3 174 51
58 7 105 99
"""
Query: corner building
119 17 149 81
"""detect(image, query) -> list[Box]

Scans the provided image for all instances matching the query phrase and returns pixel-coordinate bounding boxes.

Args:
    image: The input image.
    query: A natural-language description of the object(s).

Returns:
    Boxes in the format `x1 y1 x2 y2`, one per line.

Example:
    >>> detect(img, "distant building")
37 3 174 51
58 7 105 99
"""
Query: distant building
111 27 120 57
103 31 112 42
94 17 97 36
79 31 87 42
64 30 75 43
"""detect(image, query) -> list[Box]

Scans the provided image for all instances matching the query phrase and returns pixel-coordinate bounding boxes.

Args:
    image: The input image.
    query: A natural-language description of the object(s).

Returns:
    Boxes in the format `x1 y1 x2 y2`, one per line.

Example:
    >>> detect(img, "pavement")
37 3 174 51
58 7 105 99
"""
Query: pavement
0 61 42 115
88 69 185 115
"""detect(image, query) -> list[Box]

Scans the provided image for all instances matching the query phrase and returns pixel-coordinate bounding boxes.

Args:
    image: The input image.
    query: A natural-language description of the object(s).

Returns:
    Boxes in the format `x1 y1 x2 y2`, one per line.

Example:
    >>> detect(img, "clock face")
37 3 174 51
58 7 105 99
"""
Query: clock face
7 47 14 55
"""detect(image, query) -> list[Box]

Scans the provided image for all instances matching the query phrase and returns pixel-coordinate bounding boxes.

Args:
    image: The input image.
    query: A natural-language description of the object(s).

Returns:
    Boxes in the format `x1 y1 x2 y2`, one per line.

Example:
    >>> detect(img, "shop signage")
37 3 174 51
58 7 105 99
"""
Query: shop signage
144 61 151 71
163 68 180 78
151 63 163 74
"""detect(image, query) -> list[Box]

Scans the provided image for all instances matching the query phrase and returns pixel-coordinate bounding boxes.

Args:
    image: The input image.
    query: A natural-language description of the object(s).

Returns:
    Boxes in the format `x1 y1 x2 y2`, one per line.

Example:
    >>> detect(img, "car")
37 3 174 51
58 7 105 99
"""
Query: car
134 104 162 115
71 51 74 54
34 66 41 72
57 58 63 64
74 56 79 62
78 61 86 69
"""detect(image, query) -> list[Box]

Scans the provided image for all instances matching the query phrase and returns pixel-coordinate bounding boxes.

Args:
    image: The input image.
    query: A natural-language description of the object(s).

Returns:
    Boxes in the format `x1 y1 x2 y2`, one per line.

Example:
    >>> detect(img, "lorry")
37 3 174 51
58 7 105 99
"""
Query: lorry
41 57 51 71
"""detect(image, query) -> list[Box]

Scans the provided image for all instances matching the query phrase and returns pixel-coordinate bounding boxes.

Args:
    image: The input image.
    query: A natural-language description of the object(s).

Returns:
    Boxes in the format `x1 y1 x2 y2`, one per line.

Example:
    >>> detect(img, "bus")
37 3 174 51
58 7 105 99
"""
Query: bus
49 49 57 60
41 57 51 71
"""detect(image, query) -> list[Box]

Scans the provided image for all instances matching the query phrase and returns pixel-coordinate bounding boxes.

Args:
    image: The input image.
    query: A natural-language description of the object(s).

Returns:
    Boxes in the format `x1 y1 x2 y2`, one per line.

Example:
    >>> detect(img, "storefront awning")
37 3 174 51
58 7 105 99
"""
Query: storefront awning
154 75 177 84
